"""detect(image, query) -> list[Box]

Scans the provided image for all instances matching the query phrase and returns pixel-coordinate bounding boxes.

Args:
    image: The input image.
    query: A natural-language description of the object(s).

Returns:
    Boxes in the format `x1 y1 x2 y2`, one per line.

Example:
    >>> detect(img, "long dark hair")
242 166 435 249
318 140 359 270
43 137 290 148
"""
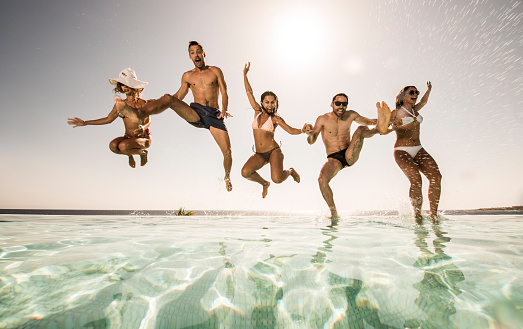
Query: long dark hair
260 91 279 114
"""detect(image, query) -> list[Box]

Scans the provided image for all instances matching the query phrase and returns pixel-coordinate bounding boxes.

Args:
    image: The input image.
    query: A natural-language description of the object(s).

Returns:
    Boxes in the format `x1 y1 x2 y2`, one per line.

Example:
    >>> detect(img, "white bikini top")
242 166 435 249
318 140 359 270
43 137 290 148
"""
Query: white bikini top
400 106 423 126
252 112 275 133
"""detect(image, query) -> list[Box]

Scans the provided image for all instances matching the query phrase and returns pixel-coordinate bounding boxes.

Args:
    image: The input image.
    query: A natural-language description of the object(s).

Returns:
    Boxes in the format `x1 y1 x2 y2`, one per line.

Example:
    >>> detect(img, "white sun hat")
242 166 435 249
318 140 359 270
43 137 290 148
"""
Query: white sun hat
108 67 148 89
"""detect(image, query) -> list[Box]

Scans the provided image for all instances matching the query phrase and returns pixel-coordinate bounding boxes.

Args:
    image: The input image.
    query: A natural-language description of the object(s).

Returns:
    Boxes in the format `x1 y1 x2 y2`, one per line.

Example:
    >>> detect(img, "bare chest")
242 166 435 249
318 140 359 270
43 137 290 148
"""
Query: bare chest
323 120 352 137
187 71 218 90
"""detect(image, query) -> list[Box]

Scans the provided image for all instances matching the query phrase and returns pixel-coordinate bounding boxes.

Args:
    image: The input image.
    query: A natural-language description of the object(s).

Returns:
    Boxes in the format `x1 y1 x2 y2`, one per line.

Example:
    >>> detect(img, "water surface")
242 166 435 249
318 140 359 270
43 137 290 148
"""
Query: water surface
0 214 521 328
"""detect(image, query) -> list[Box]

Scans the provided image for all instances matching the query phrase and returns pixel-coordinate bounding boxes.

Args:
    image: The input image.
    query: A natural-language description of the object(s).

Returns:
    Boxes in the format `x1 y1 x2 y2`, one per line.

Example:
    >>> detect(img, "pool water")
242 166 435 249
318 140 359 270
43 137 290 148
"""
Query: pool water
0 214 521 328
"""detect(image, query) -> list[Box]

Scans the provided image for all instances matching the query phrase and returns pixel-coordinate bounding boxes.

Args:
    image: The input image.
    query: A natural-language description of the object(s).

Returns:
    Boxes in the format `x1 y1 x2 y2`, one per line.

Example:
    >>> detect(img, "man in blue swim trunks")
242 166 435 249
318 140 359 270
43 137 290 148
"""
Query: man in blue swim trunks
305 93 390 219
173 41 233 191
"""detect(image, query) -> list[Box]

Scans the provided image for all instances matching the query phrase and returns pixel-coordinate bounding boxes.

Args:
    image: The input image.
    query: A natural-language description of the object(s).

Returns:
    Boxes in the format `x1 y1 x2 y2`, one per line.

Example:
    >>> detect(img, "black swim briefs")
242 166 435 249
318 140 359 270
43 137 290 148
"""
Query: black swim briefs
188 103 227 131
327 148 351 168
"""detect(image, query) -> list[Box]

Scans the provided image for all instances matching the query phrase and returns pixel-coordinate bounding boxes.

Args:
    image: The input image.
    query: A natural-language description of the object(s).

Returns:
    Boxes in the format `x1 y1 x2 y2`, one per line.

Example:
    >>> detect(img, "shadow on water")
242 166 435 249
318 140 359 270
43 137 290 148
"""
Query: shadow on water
412 223 465 328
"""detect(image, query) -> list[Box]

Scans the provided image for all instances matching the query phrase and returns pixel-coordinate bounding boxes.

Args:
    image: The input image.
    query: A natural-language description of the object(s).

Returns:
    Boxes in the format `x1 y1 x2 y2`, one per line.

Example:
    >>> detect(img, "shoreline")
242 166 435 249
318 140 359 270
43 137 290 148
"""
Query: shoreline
0 207 522 216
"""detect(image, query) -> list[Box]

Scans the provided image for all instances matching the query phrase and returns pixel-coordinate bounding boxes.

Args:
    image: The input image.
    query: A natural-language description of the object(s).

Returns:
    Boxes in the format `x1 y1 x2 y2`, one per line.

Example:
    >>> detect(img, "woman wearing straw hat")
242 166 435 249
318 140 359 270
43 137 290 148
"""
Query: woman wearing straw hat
68 68 154 168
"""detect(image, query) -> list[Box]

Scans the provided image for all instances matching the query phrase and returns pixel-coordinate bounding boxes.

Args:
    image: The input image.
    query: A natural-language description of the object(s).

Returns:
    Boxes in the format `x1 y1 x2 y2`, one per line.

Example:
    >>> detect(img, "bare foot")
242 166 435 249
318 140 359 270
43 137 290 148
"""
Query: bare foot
376 101 391 134
329 212 340 220
225 177 233 192
430 213 439 224
415 212 424 225
128 155 136 168
290 168 300 183
140 150 148 166
262 181 270 198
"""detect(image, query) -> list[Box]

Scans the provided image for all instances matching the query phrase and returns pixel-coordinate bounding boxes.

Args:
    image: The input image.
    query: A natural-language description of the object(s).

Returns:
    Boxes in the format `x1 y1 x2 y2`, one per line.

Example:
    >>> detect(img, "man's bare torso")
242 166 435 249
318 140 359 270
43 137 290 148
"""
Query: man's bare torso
184 66 221 109
320 111 358 155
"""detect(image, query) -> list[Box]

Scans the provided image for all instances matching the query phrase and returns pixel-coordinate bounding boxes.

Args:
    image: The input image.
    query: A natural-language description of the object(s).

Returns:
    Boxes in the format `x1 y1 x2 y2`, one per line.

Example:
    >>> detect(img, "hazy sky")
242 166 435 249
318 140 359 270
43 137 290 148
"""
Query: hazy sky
0 0 521 214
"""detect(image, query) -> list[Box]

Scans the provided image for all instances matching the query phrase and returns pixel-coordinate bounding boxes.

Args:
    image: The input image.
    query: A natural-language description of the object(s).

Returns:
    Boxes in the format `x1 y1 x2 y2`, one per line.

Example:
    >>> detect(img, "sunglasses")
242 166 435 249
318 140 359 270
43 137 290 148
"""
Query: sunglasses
409 90 420 95
334 101 348 106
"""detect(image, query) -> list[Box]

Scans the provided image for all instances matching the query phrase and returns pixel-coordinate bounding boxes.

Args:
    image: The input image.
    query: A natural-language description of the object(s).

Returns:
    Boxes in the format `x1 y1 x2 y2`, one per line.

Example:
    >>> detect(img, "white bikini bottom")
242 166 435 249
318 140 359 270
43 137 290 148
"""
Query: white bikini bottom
394 145 423 158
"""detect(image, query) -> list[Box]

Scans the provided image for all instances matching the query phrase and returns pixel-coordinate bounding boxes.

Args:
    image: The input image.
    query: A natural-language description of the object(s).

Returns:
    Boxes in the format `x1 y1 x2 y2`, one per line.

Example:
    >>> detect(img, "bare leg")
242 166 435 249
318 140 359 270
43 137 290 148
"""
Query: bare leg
395 150 424 220
267 149 300 184
140 150 148 166
415 149 442 222
241 154 270 198
109 136 138 168
376 101 392 134
209 127 233 192
115 95 200 122
128 155 136 168
345 126 379 166
109 137 128 155
318 159 343 219
118 138 151 167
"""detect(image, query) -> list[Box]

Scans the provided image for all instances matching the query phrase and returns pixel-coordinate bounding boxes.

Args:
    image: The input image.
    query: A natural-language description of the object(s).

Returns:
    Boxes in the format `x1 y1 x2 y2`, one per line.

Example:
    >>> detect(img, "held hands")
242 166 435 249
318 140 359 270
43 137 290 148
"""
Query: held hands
243 62 250 76
67 117 86 127
302 123 313 135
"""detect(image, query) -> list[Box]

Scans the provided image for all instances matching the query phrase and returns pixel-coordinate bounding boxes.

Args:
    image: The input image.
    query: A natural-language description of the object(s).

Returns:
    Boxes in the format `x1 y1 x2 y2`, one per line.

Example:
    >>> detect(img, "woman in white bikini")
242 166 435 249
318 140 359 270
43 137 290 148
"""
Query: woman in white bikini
68 68 152 168
242 62 310 198
389 82 442 222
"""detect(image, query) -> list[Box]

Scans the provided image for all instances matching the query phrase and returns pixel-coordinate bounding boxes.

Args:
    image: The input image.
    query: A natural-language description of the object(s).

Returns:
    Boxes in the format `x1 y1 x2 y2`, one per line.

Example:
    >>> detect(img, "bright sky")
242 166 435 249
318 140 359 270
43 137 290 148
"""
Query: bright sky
0 0 521 214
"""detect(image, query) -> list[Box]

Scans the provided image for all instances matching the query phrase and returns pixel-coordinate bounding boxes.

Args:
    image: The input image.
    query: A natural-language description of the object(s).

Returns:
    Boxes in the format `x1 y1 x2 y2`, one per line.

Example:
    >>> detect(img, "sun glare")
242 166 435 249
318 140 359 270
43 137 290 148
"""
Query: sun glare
274 11 327 65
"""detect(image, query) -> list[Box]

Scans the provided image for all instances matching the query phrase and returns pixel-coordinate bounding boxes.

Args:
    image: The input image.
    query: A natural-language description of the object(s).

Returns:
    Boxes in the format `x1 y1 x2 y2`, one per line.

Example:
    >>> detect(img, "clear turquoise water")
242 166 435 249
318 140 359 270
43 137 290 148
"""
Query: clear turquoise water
0 214 521 328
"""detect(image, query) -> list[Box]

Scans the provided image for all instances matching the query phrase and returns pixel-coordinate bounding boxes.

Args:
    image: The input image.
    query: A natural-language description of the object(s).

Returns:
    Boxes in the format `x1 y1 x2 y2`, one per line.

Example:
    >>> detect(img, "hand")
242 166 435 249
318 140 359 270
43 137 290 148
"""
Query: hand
219 110 233 119
67 117 86 127
302 123 313 135
427 81 432 91
243 62 250 76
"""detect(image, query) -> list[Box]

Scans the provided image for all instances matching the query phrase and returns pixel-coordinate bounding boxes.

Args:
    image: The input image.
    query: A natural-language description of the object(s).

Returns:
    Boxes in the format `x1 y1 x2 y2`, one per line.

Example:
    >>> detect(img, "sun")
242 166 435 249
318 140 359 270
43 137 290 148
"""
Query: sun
273 11 328 66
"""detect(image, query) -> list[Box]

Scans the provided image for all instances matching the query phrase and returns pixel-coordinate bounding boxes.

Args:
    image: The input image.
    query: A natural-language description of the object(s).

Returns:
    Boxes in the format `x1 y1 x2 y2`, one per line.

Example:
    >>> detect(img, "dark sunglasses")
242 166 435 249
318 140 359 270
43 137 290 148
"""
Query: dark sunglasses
409 90 420 95
334 101 348 106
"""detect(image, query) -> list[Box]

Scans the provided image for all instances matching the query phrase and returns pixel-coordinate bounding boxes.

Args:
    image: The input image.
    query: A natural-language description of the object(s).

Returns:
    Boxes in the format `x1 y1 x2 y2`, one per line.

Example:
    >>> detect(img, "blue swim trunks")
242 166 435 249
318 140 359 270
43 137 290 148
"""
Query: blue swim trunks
188 103 227 131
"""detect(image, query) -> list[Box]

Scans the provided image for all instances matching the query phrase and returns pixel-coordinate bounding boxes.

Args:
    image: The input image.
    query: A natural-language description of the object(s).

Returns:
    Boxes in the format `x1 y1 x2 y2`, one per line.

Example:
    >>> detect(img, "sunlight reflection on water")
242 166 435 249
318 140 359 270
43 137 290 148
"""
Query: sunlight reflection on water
0 214 521 328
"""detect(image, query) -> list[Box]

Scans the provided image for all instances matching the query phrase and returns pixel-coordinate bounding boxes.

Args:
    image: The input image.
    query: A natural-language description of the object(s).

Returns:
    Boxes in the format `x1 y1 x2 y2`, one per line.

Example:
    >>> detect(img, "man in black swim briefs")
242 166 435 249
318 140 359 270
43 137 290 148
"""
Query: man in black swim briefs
305 93 390 219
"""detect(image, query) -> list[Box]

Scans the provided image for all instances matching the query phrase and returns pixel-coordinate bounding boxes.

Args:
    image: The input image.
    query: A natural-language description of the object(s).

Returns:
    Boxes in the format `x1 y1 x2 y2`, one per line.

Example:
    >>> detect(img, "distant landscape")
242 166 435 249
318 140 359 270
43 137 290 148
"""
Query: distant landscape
0 206 522 216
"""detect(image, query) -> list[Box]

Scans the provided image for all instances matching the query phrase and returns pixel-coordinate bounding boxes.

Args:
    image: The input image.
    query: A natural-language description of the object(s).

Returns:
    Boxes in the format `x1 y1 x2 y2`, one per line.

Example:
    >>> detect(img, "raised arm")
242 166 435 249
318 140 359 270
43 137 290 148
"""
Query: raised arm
414 81 432 112
306 116 323 145
173 72 191 101
67 105 118 127
243 62 262 112
273 116 305 135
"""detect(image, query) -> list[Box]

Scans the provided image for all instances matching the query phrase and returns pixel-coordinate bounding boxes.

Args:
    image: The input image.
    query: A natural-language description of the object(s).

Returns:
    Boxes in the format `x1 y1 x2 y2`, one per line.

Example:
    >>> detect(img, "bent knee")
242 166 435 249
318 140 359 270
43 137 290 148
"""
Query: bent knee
318 176 330 188
222 148 232 158
241 167 252 178
355 125 370 132
272 175 284 184
109 142 122 154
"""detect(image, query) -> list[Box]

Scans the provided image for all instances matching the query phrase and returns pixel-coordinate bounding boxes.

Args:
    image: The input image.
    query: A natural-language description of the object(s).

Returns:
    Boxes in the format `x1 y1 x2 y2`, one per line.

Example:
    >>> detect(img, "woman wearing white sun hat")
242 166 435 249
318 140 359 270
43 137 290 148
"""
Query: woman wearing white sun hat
68 68 154 168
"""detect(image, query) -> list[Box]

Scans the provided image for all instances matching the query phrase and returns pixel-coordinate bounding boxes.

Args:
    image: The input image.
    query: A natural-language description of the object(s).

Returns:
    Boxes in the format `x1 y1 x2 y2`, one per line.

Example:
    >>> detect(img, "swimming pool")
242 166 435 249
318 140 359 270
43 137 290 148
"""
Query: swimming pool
0 214 521 328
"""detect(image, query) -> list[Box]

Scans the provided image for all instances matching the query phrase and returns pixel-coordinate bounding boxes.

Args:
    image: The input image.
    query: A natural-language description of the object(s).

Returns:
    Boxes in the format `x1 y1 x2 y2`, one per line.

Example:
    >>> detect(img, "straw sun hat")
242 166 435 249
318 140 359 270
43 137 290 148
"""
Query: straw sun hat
108 67 148 89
